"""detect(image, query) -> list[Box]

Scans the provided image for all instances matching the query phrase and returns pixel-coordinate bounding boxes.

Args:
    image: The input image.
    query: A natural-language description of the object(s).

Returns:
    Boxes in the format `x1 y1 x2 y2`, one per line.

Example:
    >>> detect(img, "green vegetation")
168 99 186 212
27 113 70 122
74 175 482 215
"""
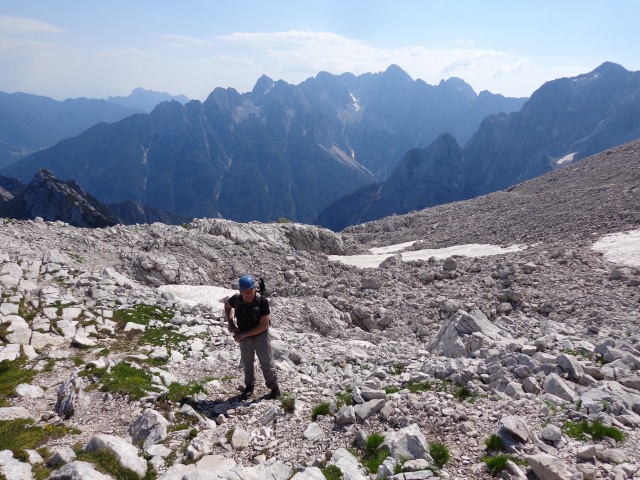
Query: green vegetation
77 448 142 480
453 386 476 402
561 420 625 442
429 441 451 469
311 402 332 421
484 434 506 453
167 412 198 432
277 217 292 223
384 386 401 394
69 253 84 264
164 381 207 404
483 455 517 476
321 464 343 480
391 363 406 375
335 389 352 409
88 362 157 400
139 327 187 348
361 432 389 474
0 419 79 460
281 393 296 413
113 304 175 327
0 357 37 406
560 347 594 360
406 380 432 393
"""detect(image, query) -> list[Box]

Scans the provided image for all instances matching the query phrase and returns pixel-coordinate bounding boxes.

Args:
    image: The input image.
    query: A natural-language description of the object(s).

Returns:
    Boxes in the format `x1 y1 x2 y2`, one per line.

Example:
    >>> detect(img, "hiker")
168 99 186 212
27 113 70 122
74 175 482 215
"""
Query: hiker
224 274 280 399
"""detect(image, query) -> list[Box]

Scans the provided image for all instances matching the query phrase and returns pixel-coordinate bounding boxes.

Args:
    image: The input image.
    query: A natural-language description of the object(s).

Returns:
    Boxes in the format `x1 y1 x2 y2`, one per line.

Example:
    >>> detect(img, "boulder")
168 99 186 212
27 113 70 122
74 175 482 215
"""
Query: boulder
129 408 169 450
527 453 572 480
84 434 147 477
427 308 510 358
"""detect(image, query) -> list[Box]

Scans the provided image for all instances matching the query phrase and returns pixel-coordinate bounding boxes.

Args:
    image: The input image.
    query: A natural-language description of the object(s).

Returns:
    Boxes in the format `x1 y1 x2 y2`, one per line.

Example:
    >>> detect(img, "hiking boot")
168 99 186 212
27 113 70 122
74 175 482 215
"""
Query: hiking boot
267 387 281 399
240 386 254 399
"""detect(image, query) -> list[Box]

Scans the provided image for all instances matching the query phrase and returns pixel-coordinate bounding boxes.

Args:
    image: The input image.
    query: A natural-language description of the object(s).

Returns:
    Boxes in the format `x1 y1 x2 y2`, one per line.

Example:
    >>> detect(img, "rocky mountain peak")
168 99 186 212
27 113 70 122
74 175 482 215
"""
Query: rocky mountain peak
251 74 276 95
0 168 120 228
438 77 477 99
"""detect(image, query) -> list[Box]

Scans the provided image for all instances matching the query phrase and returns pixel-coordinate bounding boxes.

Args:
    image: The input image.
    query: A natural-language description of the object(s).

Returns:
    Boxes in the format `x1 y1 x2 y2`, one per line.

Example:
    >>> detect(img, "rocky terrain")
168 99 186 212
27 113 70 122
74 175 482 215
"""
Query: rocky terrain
1 141 639 480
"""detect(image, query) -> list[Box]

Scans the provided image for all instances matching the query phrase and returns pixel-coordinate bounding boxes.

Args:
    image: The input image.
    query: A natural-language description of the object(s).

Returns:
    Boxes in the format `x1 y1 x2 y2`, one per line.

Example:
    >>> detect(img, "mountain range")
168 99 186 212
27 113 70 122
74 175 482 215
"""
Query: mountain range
317 62 640 230
0 88 189 169
2 63 639 230
0 66 526 224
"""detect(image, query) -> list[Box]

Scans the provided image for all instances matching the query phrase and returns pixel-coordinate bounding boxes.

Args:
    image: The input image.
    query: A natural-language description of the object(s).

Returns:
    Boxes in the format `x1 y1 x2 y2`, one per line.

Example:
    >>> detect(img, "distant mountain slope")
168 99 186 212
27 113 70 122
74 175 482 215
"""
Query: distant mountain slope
318 62 640 231
107 87 189 113
0 169 120 228
1 66 525 223
344 139 640 248
0 170 187 227
0 92 142 168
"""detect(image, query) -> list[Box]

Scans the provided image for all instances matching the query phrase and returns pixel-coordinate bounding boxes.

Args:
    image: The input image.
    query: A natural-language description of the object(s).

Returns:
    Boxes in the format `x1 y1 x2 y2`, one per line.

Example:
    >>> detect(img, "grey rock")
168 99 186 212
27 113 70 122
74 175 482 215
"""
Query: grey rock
384 423 432 462
499 415 530 443
46 446 77 467
129 408 169 450
291 467 325 480
0 406 32 421
49 460 114 480
55 375 84 419
303 422 325 442
527 453 572 480
84 434 147 477
336 405 357 425
0 450 34 480
543 373 576 402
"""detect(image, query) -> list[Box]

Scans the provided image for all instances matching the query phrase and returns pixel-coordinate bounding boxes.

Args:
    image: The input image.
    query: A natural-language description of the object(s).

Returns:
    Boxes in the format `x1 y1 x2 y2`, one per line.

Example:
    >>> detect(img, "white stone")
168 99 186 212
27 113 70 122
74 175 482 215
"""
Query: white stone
84 434 147 477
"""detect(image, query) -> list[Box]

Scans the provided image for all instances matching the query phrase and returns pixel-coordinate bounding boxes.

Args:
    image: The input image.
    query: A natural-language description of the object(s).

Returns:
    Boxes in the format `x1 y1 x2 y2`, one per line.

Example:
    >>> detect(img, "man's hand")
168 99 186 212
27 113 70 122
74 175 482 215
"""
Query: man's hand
234 332 245 343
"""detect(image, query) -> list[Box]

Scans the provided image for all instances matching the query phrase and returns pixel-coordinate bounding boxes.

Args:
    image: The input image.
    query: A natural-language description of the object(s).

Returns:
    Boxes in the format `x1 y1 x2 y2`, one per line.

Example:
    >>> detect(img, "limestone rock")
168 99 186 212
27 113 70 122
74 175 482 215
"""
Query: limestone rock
84 434 147 477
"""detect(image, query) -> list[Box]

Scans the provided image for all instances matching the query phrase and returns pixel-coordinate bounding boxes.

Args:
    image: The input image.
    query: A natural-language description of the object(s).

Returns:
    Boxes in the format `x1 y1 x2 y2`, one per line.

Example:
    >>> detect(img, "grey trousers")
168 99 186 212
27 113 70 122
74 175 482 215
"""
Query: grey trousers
239 330 278 390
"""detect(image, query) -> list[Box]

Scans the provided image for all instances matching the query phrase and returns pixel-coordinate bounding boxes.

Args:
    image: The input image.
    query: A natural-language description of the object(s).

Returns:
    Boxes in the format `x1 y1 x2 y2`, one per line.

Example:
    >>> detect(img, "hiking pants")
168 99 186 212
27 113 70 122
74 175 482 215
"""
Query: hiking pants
239 330 278 390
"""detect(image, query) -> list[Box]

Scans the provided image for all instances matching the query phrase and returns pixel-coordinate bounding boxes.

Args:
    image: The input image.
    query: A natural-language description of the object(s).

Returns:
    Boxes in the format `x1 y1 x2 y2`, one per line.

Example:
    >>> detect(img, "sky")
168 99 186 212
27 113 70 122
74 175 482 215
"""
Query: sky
1 1 638 101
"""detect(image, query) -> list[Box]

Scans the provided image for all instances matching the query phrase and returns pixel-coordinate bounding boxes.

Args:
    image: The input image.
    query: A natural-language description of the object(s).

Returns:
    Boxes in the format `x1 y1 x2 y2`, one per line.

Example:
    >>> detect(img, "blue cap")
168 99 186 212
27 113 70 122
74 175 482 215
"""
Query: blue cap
239 274 255 290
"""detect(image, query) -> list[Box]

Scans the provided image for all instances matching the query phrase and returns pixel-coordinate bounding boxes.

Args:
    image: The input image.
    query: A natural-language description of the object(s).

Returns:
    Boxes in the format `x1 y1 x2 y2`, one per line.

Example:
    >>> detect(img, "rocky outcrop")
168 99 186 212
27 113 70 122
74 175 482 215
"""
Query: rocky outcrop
1 143 640 479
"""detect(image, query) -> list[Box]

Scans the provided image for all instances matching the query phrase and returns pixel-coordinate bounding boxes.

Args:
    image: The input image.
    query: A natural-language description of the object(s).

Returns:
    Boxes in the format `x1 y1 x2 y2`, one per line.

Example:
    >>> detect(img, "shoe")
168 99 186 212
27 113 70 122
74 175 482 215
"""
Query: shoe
267 387 281 399
240 386 254 399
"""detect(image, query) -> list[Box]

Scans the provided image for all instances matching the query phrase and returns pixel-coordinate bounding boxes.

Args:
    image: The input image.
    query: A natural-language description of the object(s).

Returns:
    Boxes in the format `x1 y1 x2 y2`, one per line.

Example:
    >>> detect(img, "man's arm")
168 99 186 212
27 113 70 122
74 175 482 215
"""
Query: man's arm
224 298 238 333
234 315 269 342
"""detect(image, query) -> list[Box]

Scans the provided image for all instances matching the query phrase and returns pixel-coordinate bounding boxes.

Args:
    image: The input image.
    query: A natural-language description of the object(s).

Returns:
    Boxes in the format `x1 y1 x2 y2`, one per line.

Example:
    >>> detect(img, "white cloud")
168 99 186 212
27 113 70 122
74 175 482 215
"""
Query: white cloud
164 34 211 47
216 30 545 96
0 16 64 34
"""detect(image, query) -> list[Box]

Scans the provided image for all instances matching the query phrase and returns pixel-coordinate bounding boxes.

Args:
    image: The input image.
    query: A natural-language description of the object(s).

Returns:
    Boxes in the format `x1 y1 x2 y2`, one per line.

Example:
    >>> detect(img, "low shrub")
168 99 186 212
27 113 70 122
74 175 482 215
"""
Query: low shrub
429 441 451 468
321 464 343 480
362 432 389 473
281 393 296 413
562 420 625 442
484 434 506 452
311 402 331 421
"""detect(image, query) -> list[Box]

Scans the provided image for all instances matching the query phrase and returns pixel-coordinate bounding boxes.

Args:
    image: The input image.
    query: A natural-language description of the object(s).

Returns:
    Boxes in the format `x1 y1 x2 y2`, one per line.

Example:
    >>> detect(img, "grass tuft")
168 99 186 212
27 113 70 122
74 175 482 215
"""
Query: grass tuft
0 419 79 459
93 362 158 400
321 464 343 480
281 393 296 413
77 448 141 480
362 432 389 473
0 358 37 406
484 434 506 452
311 402 331 421
429 441 451 468
562 420 625 442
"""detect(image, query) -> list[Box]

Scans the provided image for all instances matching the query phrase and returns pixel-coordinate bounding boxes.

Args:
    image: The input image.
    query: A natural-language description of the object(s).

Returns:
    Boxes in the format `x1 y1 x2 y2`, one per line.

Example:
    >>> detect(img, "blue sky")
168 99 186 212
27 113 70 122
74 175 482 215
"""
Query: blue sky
1 1 638 101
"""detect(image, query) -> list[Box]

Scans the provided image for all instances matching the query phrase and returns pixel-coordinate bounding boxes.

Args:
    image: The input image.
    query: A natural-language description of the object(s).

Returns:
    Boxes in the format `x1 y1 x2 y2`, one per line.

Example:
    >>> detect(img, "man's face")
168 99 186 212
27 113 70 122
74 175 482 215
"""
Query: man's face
240 287 255 302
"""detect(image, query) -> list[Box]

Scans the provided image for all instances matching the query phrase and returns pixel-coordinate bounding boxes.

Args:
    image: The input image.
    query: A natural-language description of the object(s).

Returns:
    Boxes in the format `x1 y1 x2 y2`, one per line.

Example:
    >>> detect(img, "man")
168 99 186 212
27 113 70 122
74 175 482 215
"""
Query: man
224 274 280 400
